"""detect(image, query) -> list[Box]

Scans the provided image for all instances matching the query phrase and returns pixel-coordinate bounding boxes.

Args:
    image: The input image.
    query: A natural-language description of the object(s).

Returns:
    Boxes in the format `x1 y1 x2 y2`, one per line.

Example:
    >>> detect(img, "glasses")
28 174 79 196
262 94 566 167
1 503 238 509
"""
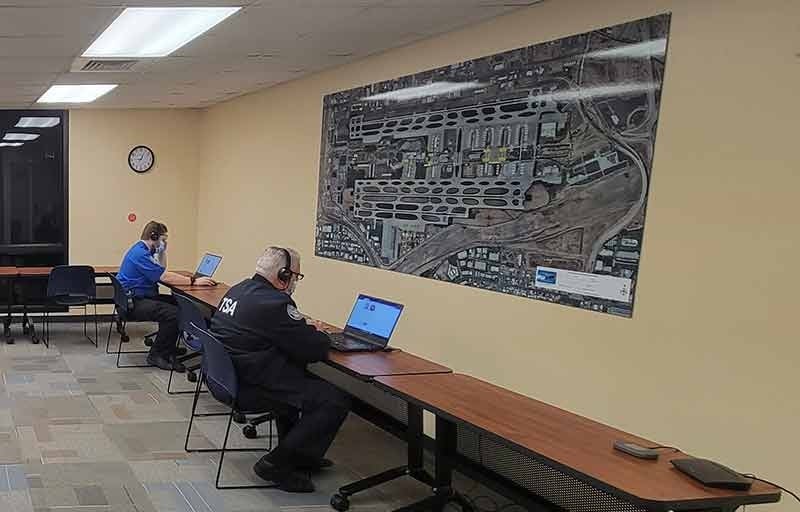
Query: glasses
290 271 305 281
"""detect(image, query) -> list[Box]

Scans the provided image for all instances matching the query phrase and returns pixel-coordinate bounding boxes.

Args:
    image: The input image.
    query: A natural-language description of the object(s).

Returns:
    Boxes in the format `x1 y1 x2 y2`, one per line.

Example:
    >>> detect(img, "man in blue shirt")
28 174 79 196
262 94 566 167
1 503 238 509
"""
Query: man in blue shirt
117 221 215 371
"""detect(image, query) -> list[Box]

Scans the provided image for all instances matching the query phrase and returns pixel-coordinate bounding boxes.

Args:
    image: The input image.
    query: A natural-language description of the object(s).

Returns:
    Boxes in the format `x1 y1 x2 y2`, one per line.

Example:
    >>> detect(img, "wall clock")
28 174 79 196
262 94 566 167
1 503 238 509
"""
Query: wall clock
128 145 155 173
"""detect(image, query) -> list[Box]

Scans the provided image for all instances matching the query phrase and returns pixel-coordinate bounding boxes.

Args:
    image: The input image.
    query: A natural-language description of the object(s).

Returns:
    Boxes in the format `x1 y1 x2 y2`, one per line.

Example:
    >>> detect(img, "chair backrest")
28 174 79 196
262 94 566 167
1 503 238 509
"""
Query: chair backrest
189 322 237 407
174 294 207 351
47 265 96 298
109 274 130 317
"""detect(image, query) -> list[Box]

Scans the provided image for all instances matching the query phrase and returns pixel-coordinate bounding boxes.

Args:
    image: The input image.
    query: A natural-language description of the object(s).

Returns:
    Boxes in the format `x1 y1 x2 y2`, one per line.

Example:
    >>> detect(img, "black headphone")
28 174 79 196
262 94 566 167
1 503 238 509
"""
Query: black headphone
149 222 165 241
277 248 292 283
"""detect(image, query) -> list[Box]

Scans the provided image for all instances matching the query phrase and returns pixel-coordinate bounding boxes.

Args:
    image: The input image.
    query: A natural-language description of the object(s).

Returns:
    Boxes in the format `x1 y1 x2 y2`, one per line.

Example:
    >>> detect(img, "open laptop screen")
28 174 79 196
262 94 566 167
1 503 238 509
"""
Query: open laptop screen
345 294 403 341
196 253 222 278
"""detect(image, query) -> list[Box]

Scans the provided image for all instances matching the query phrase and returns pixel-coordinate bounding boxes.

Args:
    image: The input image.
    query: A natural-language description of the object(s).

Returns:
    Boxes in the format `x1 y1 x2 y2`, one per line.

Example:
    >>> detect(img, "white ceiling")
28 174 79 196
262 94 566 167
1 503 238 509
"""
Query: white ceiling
0 0 539 109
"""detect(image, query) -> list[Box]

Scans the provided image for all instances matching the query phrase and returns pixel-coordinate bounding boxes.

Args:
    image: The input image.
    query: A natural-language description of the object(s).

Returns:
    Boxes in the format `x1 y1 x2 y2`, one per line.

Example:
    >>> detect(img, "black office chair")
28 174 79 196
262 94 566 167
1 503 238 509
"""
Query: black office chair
167 294 208 394
106 274 154 368
184 322 286 490
171 296 269 437
43 265 98 348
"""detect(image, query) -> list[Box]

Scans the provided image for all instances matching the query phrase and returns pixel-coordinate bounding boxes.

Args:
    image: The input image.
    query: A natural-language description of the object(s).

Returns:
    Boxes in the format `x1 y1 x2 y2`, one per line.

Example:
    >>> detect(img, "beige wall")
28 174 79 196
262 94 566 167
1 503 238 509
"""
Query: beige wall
69 109 201 270
194 0 799 507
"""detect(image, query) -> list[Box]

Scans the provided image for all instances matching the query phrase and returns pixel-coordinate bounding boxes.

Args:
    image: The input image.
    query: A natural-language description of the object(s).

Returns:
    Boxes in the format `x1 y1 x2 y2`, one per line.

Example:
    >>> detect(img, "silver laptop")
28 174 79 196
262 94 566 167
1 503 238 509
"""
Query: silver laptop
329 294 404 352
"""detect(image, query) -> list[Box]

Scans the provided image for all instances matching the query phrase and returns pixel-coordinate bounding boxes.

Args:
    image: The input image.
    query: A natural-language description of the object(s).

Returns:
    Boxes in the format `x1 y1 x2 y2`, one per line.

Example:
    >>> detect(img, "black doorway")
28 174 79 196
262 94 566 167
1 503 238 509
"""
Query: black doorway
0 109 69 306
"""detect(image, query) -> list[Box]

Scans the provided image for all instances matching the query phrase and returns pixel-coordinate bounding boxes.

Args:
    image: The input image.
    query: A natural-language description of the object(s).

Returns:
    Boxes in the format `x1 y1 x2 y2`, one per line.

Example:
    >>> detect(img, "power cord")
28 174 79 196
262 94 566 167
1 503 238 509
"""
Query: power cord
742 474 800 504
644 445 681 452
646 447 799 506
453 445 800 512
496 504 528 512
645 443 798 505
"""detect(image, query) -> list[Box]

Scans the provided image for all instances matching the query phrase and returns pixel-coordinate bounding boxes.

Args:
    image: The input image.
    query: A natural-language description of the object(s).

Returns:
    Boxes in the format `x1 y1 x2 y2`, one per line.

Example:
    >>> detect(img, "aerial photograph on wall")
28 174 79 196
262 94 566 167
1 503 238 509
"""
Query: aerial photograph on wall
316 14 671 317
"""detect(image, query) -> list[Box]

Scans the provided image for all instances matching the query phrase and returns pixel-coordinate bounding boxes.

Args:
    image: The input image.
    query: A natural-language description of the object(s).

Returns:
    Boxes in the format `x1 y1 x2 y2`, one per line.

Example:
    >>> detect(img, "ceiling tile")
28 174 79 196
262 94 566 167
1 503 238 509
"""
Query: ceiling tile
0 6 117 37
0 57 72 73
0 0 532 108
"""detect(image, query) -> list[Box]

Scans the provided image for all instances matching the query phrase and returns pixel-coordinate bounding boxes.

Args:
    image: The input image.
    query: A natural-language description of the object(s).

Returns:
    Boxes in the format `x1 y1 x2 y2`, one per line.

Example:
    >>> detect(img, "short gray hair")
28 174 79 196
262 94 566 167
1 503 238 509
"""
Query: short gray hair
255 246 300 279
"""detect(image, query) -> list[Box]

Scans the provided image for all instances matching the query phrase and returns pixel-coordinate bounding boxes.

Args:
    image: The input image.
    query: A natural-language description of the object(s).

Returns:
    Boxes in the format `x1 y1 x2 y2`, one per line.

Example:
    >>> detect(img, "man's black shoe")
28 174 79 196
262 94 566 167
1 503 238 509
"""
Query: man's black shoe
253 457 279 481
297 458 334 472
274 470 315 493
175 346 188 356
253 458 315 493
146 354 186 372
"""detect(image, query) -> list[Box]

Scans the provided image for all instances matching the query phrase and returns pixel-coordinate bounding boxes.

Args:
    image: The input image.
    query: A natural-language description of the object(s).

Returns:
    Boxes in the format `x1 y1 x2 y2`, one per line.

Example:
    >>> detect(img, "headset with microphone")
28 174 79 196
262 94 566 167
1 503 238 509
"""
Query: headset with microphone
149 222 166 242
277 247 293 284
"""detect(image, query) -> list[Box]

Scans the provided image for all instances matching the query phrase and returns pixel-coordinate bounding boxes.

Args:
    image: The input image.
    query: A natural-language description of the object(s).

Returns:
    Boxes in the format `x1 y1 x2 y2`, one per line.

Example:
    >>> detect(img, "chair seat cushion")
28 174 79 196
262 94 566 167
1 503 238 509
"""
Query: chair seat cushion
53 294 91 306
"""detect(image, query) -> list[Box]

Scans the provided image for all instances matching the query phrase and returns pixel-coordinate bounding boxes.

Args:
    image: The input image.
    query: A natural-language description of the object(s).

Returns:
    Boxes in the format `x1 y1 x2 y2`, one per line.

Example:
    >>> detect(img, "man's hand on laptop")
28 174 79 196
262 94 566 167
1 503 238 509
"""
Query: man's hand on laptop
195 277 216 286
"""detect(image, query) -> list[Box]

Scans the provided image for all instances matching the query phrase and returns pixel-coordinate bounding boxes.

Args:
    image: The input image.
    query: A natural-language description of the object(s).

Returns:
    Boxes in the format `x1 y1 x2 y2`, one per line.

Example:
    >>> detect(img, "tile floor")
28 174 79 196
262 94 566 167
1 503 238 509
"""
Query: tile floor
0 322 521 512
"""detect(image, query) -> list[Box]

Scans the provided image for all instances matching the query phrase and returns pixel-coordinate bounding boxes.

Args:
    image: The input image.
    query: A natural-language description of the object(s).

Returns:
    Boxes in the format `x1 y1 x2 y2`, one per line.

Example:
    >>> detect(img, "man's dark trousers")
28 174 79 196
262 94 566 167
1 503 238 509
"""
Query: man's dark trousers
129 294 179 358
269 378 350 468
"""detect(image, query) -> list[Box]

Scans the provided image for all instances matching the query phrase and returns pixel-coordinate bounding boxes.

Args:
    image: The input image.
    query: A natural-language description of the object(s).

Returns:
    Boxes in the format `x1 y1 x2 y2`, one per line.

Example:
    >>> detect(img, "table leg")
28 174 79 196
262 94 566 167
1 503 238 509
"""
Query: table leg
25 313 39 344
391 416 473 512
331 404 435 511
18 278 39 344
4 278 14 344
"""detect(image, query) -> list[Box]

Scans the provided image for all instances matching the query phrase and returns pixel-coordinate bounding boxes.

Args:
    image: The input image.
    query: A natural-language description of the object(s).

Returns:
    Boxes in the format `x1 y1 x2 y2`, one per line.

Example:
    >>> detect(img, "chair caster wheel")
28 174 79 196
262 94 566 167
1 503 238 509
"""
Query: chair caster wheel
186 371 197 383
31 337 39 345
330 494 350 511
242 425 258 439
233 412 247 424
121 334 130 343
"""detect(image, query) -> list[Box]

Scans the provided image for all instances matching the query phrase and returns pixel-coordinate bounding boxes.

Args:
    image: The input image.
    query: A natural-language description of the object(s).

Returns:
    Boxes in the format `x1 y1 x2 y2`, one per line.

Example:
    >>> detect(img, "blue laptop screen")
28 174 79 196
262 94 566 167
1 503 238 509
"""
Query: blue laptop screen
196 253 222 277
346 295 403 340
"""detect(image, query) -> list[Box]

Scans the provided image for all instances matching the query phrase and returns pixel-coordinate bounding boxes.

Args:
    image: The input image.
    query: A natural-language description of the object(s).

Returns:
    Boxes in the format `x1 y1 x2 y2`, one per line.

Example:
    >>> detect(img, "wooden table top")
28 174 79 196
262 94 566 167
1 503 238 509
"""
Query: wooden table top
2 265 118 276
163 293 451 379
374 373 780 509
305 317 452 377
328 350 451 378
92 265 120 274
15 267 53 276
170 283 230 309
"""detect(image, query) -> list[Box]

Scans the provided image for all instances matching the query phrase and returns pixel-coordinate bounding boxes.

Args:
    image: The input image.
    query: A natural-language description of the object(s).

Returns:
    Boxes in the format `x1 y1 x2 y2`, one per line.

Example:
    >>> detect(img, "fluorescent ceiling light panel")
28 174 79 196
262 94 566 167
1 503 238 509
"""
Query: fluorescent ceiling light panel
15 117 61 128
83 7 241 58
0 142 24 147
3 133 39 141
37 84 118 104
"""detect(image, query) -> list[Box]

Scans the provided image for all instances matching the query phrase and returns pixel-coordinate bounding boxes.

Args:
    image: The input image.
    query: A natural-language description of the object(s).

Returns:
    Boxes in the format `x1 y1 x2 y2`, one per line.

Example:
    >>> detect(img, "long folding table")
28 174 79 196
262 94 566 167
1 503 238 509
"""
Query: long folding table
162 282 783 512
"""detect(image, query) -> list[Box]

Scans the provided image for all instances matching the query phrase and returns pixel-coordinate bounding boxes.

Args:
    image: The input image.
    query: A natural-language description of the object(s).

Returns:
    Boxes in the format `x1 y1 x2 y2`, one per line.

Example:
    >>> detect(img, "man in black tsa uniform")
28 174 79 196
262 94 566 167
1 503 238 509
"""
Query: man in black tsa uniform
210 246 350 493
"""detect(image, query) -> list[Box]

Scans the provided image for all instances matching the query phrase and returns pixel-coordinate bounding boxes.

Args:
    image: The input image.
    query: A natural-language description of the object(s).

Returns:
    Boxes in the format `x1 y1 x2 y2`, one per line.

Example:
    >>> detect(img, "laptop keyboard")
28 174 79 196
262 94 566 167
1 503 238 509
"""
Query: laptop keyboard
329 332 374 351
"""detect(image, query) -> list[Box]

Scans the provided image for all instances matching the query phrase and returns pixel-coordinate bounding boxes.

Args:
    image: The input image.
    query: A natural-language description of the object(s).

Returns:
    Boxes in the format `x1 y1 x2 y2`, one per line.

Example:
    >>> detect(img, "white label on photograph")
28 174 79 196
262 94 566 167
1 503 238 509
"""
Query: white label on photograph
534 266 632 303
